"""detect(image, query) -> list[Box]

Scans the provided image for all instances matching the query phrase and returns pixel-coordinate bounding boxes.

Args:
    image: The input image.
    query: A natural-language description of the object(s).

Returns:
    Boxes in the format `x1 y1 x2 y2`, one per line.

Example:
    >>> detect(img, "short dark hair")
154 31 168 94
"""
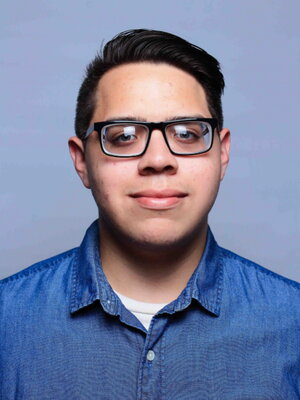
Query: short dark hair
75 29 225 139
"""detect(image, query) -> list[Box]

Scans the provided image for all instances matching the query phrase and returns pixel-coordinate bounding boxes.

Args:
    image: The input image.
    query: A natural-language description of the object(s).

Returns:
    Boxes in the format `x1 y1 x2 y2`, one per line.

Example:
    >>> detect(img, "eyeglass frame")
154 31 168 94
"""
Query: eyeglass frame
83 117 218 158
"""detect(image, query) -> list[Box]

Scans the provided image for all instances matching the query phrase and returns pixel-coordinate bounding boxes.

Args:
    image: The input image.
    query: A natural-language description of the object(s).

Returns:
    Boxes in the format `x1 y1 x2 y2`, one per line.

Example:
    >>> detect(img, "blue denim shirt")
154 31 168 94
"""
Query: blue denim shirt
1 220 299 399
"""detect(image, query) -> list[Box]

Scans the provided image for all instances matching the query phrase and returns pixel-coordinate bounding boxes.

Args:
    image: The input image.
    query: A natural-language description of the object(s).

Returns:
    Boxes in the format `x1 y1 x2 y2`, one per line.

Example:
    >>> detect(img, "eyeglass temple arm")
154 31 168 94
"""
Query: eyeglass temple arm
84 124 95 140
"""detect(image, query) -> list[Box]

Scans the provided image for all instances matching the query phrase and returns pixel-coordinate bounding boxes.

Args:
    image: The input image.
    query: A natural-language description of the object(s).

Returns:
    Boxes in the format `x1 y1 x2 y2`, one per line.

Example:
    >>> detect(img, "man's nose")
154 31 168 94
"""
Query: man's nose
137 129 178 175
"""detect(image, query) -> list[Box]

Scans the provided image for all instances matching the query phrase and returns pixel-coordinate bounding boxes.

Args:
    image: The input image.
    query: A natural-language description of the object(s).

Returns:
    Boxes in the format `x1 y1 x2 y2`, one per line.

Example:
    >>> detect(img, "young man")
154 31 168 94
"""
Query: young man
1 29 299 399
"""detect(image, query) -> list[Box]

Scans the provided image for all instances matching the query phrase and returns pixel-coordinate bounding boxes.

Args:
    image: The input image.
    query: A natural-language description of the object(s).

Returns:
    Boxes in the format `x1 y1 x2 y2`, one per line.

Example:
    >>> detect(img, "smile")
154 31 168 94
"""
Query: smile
130 190 188 210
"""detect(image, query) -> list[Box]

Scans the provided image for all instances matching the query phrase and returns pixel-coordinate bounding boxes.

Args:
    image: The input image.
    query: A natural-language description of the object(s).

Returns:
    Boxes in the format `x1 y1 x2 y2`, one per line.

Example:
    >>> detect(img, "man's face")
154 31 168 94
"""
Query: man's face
69 62 230 250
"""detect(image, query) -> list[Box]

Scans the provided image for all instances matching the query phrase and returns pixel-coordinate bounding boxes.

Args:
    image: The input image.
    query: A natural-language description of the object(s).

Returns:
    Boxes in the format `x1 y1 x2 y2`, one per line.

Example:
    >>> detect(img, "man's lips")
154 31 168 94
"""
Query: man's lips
130 190 188 209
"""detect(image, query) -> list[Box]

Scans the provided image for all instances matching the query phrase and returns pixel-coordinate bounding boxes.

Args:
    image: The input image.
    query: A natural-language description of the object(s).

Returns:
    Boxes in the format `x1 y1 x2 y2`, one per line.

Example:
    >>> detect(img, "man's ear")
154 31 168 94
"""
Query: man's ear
219 128 230 181
68 136 91 188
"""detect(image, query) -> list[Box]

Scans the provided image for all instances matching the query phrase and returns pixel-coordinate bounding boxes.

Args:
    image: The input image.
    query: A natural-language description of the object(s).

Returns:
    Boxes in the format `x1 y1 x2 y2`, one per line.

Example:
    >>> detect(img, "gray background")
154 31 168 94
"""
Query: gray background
1 0 299 281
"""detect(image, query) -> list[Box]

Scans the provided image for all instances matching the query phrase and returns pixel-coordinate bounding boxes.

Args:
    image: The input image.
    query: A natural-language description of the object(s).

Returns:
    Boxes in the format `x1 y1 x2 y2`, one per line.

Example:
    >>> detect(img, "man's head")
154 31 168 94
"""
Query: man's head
75 29 225 140
69 29 230 253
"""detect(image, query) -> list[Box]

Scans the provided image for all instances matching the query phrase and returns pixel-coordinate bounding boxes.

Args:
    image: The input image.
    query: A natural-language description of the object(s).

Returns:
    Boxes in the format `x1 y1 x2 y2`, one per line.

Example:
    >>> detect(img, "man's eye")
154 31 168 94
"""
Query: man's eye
105 126 138 146
176 131 198 139
111 132 137 145
173 129 203 143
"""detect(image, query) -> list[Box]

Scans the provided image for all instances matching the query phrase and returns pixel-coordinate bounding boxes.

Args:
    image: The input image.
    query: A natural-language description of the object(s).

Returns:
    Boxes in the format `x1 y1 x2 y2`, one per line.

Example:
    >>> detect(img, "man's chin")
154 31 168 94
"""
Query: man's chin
119 226 204 254
99 214 207 255
130 234 183 250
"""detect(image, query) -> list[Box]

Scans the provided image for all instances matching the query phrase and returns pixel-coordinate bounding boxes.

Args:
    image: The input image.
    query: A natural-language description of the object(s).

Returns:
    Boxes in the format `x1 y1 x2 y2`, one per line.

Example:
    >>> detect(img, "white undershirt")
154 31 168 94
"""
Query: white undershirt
114 290 167 330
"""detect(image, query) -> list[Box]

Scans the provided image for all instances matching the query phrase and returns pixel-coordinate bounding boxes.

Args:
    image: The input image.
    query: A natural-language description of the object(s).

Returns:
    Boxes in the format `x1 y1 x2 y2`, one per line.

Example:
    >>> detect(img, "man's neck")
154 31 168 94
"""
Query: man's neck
99 221 207 303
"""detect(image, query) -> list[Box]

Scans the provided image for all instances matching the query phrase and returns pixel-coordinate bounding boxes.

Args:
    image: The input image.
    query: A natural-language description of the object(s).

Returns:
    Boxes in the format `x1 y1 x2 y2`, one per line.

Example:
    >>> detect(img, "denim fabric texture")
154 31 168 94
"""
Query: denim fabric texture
1 220 299 399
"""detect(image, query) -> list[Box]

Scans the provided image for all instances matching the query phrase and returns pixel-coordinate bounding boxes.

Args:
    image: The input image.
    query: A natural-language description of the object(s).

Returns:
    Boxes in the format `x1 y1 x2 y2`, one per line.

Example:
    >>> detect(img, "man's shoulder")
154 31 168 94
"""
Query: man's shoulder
218 244 300 299
0 248 80 326
0 248 78 289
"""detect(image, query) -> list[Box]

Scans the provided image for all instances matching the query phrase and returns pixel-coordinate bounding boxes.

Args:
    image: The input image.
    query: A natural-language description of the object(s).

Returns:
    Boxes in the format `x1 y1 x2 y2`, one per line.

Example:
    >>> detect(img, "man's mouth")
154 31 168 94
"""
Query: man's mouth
130 189 188 210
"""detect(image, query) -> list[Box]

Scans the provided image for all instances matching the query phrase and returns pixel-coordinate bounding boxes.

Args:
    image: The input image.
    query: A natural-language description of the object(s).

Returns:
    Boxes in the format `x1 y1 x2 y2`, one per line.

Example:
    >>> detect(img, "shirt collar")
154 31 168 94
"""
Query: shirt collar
190 227 224 316
70 220 106 314
70 220 223 317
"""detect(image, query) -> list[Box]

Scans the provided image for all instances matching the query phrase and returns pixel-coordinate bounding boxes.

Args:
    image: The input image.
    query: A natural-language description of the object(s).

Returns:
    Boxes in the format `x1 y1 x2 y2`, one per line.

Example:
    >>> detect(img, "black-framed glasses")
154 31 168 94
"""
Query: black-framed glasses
84 118 218 158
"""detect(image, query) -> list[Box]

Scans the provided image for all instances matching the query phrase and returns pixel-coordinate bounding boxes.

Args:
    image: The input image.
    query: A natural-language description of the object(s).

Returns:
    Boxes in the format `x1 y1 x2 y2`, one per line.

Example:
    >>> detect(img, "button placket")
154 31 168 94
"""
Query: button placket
137 317 168 400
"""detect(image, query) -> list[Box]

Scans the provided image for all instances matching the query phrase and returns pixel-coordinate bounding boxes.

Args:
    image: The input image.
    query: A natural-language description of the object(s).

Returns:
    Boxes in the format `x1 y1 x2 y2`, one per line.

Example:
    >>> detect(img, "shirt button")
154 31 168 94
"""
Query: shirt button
146 350 155 361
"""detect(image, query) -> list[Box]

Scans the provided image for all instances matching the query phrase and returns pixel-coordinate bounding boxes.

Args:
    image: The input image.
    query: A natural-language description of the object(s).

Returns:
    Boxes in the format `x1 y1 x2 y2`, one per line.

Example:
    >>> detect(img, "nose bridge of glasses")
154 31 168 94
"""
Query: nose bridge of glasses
146 122 171 150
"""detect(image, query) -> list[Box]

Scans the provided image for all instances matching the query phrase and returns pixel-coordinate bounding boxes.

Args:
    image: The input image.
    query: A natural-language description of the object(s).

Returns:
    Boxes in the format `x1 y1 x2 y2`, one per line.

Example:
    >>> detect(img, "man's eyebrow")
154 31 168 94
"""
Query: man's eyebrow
102 114 207 122
103 116 145 122
165 114 207 121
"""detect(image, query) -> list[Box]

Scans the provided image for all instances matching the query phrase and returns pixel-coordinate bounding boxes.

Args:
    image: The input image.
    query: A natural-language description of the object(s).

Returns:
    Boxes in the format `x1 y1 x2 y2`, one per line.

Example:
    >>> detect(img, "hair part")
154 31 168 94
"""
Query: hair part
75 29 225 139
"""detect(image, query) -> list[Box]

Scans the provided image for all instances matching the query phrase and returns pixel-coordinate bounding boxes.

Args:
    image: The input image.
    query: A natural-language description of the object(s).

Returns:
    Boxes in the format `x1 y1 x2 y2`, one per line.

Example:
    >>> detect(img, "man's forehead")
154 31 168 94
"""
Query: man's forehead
94 114 208 123
95 61 203 92
92 62 209 121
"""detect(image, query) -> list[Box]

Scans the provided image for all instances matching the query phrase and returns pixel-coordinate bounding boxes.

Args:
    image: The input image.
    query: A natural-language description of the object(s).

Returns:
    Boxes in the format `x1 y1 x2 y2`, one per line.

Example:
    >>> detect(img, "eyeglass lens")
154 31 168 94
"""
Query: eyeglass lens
101 121 212 156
